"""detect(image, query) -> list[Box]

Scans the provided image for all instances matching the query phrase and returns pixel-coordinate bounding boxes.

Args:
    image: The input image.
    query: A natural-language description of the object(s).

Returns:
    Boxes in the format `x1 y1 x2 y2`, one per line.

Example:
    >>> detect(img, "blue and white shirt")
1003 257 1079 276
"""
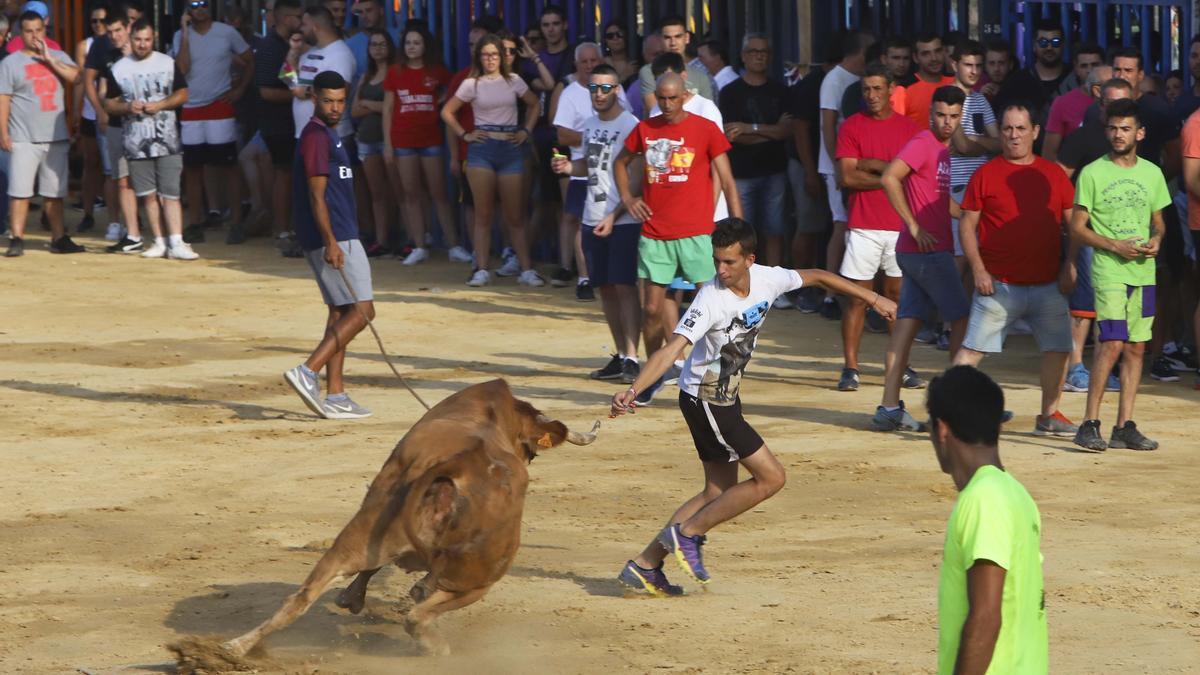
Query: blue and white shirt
293 116 357 251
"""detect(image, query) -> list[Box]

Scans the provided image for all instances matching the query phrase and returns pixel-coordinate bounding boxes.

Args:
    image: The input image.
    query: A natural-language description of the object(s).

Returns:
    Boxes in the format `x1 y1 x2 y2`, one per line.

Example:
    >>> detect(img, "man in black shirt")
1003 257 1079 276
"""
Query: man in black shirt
996 19 1067 125
787 59 832 312
255 0 302 242
719 33 792 284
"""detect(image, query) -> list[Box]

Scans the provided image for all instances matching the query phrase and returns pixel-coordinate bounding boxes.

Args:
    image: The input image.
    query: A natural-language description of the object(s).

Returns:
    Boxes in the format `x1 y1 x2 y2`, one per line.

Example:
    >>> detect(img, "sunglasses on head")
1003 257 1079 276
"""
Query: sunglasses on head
588 83 617 94
1036 37 1063 48
605 31 623 39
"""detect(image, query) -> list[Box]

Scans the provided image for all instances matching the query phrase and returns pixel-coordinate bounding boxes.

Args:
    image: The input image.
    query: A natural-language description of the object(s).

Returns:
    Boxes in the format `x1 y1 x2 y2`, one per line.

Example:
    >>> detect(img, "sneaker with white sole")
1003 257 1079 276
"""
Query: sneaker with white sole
106 236 143 253
323 395 372 419
518 269 545 287
141 241 168 258
467 268 491 286
402 247 429 265
496 254 521 276
168 242 200 260
284 365 326 418
104 222 125 241
871 401 927 432
447 245 474 263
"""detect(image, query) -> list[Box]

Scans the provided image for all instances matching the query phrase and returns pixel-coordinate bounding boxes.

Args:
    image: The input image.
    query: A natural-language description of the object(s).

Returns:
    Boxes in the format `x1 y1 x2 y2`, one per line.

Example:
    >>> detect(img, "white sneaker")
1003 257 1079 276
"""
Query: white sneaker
141 241 168 258
447 245 474 263
168 242 200 260
402 247 429 265
518 269 545 287
496 255 521 276
467 269 491 286
773 294 794 310
105 222 125 241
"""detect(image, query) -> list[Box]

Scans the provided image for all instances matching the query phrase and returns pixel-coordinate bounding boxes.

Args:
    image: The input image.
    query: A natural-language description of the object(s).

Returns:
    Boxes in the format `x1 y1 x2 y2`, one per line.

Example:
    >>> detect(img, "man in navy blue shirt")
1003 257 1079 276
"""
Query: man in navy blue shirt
283 70 375 420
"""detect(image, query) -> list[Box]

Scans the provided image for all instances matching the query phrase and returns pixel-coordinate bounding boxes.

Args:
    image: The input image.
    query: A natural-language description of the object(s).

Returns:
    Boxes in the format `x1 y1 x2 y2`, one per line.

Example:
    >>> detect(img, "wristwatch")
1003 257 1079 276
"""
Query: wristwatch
752 123 759 132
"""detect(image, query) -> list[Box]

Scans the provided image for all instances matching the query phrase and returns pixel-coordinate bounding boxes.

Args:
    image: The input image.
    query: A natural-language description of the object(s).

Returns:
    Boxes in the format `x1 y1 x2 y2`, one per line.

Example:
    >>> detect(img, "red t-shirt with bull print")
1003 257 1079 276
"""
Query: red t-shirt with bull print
623 112 732 241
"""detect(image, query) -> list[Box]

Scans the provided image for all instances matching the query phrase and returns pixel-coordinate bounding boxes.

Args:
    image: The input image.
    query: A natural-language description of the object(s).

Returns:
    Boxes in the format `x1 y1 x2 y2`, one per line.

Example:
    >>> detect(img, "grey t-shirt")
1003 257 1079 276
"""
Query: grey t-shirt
0 49 76 143
638 62 714 103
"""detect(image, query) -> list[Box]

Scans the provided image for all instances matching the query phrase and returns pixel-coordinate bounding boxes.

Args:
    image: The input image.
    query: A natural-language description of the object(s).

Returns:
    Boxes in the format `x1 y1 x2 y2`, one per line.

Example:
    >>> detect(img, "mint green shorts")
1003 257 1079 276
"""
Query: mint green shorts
638 235 715 285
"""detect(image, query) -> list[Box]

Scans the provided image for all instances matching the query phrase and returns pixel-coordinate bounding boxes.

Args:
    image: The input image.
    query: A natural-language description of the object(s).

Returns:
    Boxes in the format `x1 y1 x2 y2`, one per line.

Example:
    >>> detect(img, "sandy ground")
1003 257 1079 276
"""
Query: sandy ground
1 217 1199 675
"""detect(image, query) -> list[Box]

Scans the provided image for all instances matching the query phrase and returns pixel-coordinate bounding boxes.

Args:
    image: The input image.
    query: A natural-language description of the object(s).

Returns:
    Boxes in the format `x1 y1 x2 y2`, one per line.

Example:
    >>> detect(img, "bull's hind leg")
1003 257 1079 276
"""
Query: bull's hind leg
335 567 381 615
402 586 490 655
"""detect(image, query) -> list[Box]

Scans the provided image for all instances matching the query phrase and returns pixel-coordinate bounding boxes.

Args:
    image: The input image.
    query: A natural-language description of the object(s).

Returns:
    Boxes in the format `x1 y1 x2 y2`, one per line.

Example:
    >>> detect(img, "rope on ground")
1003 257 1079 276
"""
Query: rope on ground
337 267 432 411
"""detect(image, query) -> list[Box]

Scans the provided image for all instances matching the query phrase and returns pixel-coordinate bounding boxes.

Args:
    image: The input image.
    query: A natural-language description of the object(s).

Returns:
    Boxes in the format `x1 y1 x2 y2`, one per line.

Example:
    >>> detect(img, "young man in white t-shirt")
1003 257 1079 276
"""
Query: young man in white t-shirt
610 217 897 596
553 65 641 383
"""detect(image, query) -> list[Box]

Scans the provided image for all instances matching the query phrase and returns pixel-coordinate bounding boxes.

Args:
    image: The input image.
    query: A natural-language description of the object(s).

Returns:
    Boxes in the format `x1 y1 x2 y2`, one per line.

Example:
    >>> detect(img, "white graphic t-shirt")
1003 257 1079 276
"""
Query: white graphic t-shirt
581 110 639 227
293 39 356 138
106 51 187 159
675 265 803 405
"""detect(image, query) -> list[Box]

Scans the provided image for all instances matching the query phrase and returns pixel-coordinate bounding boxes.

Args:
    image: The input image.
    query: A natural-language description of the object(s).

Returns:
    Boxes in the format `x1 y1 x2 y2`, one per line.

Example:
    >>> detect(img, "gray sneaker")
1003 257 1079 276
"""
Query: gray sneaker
1108 420 1158 451
902 367 926 389
837 367 860 392
871 401 927 432
284 365 326 418
323 395 372 420
1033 411 1078 437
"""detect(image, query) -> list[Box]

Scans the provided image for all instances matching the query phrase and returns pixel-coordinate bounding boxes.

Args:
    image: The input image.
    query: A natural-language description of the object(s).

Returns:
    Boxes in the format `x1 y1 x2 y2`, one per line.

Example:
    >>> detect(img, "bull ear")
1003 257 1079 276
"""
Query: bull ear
531 416 569 449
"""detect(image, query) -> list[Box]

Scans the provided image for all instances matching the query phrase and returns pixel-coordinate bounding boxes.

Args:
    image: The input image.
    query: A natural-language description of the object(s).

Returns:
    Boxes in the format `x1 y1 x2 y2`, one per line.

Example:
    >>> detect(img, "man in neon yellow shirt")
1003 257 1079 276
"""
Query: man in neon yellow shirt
927 366 1048 674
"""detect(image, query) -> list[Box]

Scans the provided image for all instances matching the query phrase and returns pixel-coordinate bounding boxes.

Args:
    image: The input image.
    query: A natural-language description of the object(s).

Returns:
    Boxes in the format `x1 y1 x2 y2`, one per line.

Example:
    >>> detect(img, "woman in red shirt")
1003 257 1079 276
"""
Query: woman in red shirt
383 26 471 265
352 29 396 257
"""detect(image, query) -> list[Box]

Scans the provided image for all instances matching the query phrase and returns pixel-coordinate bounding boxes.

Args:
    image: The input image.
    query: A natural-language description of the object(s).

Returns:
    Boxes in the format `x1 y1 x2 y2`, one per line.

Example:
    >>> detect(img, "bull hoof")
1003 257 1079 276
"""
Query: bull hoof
335 586 366 615
408 580 430 604
404 619 451 656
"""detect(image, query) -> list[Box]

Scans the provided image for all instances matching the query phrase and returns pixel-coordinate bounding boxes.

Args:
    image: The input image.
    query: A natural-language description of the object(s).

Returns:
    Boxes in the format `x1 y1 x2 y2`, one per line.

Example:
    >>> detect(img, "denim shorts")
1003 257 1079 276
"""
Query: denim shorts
895 251 970 322
963 281 1073 353
394 144 442 158
357 141 384 157
1068 246 1095 316
466 125 525 175
737 173 789 236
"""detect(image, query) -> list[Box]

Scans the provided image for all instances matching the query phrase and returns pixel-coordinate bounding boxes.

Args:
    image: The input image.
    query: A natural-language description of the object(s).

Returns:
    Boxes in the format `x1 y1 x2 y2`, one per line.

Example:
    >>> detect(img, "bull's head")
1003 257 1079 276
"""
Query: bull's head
510 399 599 461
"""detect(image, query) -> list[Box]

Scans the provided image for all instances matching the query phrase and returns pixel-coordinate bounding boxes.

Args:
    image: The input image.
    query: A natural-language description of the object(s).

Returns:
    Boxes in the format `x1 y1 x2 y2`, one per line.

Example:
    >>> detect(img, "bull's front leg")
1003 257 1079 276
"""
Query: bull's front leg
334 567 381 615
403 585 491 656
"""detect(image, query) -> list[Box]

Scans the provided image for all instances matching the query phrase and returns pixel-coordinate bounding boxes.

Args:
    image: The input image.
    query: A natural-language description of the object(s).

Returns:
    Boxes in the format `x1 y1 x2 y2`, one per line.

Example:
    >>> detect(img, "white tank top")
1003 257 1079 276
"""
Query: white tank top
82 37 96 121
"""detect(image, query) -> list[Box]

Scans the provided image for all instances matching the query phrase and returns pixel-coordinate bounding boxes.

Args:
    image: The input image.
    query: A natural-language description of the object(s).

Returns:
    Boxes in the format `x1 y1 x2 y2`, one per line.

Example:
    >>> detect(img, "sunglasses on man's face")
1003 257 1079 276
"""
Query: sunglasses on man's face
188 0 209 8
1036 37 1063 48
588 83 617 94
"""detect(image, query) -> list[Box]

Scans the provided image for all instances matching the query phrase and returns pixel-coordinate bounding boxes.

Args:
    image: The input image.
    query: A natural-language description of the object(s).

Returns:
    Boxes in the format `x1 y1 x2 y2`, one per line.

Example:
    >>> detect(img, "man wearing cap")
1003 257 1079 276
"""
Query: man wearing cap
283 70 375 421
4 1 61 54
0 10 81 256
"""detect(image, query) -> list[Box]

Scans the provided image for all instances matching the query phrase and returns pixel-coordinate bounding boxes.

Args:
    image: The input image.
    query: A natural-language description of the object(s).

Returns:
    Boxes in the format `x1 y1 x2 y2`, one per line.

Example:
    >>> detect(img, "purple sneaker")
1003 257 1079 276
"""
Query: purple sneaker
617 560 684 597
658 524 710 583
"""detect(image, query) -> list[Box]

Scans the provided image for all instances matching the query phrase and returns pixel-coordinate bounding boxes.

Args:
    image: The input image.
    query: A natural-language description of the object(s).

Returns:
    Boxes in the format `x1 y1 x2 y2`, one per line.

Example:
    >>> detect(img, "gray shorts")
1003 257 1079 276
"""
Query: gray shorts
129 154 183 199
304 239 374 307
8 141 69 198
787 158 830 234
963 281 1073 353
104 125 130 179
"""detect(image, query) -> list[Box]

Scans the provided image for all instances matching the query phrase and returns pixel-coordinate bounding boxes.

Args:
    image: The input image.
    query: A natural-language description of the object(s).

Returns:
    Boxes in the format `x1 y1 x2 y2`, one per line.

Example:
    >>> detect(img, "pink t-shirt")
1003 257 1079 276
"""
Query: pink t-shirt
1182 108 1200 231
835 110 921 232
1045 88 1091 138
895 130 952 254
453 74 529 128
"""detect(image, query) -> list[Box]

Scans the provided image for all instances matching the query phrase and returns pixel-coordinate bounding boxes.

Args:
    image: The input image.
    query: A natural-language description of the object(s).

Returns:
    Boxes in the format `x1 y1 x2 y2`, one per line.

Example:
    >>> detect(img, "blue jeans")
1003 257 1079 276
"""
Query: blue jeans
736 173 788 235
895 251 970 322
963 281 1073 353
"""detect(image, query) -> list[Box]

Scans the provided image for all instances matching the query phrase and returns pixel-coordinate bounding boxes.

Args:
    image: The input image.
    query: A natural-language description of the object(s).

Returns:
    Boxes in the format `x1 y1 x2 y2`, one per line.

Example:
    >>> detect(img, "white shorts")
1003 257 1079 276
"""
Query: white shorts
822 172 848 223
840 228 901 280
8 141 69 199
181 117 238 146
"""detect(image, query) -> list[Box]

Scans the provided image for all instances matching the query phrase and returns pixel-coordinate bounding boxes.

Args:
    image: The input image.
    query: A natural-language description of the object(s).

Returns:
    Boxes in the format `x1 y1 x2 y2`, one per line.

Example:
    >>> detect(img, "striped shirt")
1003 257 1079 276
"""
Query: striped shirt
950 91 996 188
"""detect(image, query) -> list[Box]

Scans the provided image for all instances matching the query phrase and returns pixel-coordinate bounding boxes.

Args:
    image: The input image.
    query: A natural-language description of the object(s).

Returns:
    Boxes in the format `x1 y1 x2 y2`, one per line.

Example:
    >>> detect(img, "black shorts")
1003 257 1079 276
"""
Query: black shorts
80 118 97 138
678 391 763 463
565 178 586 218
182 141 237 168
263 133 296 167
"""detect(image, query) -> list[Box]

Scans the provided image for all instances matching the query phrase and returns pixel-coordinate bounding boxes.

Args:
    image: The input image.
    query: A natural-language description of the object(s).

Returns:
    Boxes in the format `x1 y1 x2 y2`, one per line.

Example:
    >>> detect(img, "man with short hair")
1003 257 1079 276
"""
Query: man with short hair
818 30 874 319
947 40 999 263
980 40 1013 115
697 39 736 92
873 86 971 431
552 64 643 383
996 19 1067 124
551 42 630 298
614 72 740 405
903 33 956 128
0 10 81 256
612 217 895 596
637 15 714 114
525 5 574 260
954 104 1078 436
833 63 921 392
322 0 346 29
254 0 302 245
1069 98 1170 451
719 34 792 273
882 36 915 86
104 19 196 260
172 0 253 242
344 0 396 79
926 365 1048 675
787 50 834 312
1042 43 1104 162
284 70 375 420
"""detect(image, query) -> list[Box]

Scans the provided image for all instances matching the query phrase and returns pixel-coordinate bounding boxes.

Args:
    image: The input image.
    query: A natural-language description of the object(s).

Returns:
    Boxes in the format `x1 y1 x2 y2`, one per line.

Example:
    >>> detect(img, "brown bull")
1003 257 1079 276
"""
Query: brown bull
204 379 598 660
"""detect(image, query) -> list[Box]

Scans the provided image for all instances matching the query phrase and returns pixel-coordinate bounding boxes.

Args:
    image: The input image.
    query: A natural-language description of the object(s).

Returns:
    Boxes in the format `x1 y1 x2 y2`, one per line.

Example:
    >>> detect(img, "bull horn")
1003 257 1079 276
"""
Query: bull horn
536 416 601 446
